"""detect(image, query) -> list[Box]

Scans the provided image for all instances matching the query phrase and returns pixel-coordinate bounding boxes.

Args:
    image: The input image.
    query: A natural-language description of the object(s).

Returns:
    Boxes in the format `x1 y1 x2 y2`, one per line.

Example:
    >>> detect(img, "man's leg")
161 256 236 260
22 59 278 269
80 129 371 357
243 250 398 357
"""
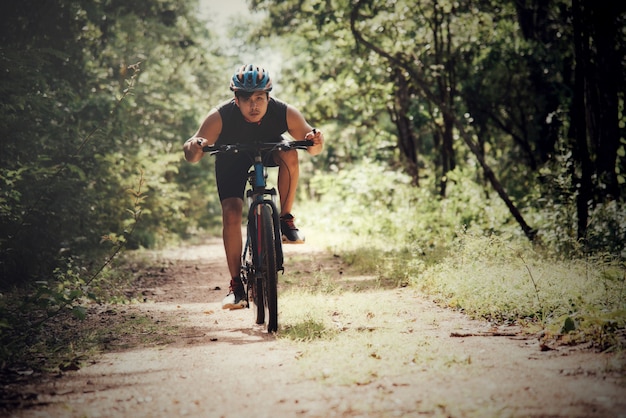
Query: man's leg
215 152 249 309
275 149 299 216
275 149 305 243
221 197 243 279
220 197 247 309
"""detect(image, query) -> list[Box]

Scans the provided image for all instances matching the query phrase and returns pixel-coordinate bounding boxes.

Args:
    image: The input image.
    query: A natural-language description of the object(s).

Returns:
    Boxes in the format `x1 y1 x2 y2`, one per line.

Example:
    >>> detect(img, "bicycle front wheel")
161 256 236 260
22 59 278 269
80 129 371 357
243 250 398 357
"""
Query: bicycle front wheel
257 203 278 333
247 222 264 326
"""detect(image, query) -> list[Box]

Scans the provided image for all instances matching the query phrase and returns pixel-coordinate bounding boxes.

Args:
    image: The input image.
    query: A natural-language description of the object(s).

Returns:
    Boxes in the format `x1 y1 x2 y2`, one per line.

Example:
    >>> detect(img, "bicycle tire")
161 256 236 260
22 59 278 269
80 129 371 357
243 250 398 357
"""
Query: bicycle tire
259 203 279 333
247 222 265 325
254 277 265 325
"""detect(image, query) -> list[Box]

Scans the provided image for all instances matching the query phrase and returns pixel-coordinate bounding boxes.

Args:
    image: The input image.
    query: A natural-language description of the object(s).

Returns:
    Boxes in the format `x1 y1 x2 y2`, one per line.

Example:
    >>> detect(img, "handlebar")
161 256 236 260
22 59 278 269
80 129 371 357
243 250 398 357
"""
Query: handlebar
202 140 314 155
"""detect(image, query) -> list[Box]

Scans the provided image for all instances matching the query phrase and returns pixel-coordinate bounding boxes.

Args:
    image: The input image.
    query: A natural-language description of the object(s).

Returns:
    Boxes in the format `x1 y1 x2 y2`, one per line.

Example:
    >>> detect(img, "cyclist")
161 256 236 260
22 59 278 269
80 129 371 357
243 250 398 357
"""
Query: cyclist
183 64 324 310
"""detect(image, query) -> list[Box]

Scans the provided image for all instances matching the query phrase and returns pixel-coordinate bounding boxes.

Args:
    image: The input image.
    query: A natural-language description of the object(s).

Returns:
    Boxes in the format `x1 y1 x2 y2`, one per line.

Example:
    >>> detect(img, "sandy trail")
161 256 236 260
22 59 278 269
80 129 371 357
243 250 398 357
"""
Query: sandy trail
9 238 626 417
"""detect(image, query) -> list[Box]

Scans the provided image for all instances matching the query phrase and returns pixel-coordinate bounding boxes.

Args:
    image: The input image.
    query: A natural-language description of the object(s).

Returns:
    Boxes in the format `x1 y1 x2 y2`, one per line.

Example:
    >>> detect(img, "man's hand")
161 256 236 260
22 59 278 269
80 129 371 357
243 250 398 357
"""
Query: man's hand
304 129 324 156
183 136 208 163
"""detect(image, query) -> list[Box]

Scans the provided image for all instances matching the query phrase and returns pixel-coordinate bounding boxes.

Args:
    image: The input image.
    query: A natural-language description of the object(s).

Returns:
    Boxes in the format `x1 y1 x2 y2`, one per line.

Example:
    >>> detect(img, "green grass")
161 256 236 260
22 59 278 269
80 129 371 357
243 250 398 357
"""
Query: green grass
412 230 626 349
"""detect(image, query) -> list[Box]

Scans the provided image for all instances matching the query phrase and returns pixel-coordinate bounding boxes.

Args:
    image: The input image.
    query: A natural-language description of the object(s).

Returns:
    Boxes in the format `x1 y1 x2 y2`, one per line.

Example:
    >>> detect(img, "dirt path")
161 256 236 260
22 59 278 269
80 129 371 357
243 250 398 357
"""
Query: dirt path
9 238 626 417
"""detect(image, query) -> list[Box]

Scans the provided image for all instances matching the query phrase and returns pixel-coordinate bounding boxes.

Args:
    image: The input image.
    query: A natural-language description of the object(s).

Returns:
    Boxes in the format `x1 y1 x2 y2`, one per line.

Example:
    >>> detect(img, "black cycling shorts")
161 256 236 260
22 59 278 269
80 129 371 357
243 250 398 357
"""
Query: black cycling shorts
215 150 279 201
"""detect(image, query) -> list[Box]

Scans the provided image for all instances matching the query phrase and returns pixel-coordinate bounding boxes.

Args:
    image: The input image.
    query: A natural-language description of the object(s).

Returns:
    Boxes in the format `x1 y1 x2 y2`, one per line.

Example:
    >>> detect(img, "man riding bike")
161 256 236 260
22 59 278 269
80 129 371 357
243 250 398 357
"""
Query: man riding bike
183 64 324 309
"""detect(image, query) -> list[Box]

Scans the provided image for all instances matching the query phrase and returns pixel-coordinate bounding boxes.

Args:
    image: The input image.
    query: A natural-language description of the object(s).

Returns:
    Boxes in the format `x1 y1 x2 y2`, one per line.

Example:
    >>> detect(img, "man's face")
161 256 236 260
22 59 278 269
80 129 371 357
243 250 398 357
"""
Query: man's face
235 91 269 123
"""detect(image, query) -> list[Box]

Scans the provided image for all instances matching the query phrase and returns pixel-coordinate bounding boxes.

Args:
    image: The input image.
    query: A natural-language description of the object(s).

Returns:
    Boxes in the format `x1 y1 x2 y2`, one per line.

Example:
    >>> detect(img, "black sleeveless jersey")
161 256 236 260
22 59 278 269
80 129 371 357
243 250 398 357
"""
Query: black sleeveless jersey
216 97 288 145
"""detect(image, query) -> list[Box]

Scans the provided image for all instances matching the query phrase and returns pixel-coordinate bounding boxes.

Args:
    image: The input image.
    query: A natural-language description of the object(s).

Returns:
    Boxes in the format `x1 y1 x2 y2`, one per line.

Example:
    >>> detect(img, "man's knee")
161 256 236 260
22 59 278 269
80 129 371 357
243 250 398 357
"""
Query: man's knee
276 149 298 168
221 198 243 226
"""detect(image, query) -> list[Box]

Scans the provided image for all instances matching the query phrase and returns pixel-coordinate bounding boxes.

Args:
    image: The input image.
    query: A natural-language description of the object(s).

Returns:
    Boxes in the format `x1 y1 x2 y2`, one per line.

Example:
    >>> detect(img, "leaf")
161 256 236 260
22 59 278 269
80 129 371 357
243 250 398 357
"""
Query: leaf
72 305 87 321
561 316 576 333
59 361 81 372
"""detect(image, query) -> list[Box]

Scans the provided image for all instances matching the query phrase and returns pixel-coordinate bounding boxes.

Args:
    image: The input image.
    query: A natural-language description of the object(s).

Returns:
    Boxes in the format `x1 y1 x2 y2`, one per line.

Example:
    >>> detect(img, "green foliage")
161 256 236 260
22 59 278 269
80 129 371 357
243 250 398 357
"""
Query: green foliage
586 201 626 257
0 0 228 287
303 159 514 256
518 143 626 257
0 171 147 368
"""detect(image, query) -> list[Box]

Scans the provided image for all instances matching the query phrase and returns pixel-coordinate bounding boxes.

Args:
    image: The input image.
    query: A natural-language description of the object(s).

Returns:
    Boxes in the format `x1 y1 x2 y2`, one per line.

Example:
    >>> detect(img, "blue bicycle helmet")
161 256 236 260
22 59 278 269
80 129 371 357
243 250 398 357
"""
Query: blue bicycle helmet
230 64 273 92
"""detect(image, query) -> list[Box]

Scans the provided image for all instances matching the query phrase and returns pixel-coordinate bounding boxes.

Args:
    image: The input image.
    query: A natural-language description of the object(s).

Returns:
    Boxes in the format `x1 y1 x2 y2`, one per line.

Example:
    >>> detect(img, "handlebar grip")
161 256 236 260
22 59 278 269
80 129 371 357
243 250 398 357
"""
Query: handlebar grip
278 140 314 150
295 140 315 147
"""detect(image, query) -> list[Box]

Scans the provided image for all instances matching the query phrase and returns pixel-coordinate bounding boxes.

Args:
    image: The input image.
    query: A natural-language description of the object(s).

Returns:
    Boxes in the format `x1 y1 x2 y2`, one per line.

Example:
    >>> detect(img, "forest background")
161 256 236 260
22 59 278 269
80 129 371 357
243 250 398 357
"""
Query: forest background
1 0 625 369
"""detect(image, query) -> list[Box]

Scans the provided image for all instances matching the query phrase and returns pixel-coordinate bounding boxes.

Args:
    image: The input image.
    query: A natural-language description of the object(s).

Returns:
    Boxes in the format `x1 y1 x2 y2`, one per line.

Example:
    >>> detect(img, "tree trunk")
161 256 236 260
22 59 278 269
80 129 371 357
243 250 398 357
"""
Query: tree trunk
391 68 420 186
586 0 621 201
440 112 455 197
571 0 592 240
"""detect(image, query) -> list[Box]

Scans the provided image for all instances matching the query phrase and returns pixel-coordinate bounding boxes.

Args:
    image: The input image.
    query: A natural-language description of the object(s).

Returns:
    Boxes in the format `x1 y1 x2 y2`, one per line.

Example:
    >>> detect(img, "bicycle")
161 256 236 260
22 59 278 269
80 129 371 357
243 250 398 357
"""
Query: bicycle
202 138 314 333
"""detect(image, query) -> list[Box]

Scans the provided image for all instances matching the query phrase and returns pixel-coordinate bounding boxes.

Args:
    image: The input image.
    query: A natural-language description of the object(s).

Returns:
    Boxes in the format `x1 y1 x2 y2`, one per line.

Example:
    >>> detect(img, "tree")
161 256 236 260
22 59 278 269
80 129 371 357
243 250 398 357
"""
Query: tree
348 0 537 240
0 0 226 286
570 0 625 240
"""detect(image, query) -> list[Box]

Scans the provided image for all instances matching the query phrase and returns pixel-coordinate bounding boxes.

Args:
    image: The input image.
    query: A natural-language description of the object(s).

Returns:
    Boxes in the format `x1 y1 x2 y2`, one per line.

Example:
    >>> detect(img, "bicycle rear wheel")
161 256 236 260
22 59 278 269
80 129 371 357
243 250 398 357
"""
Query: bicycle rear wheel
257 203 278 333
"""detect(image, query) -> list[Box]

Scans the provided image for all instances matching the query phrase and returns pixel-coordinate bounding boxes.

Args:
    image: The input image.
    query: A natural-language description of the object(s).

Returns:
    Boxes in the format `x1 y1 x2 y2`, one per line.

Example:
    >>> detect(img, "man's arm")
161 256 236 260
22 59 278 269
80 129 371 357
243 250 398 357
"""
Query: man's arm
286 105 324 156
183 109 223 163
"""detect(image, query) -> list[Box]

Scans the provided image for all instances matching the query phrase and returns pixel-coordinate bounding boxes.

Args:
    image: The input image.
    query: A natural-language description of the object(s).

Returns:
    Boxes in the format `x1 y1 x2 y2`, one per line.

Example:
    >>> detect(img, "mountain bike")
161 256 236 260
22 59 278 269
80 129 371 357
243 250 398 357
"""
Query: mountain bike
203 139 313 333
